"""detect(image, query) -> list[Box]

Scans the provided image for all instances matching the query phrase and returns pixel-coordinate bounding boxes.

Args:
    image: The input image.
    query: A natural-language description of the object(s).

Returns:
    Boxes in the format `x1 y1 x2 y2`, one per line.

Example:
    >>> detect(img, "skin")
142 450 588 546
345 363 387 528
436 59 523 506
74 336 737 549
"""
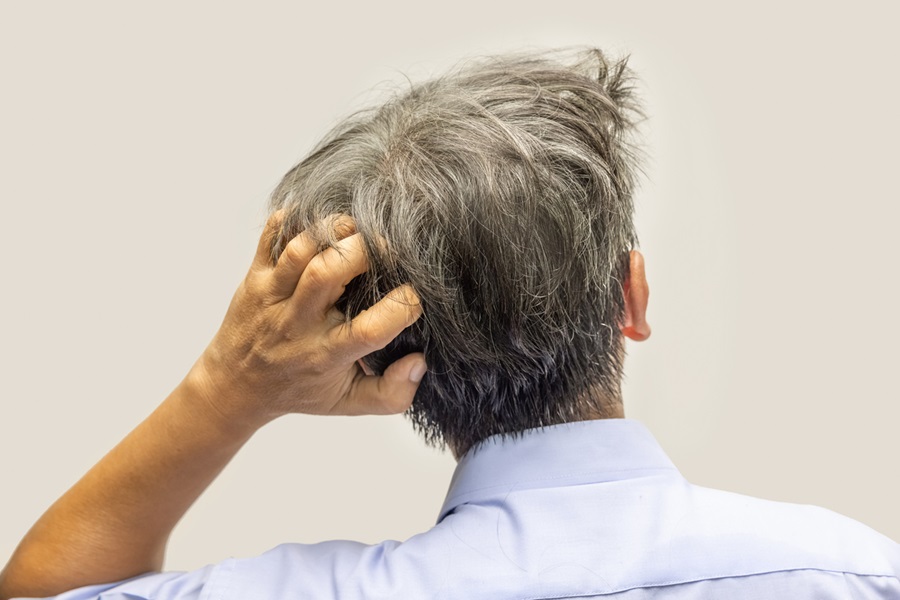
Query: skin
0 213 650 600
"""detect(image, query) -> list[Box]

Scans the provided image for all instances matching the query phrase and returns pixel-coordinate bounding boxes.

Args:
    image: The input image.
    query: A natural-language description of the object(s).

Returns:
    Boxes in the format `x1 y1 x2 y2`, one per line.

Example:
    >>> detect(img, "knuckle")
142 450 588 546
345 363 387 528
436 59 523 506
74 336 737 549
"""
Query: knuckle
332 236 365 267
304 347 333 375
243 268 266 290
351 318 387 352
330 214 357 239
283 235 309 264
267 208 286 226
303 255 332 286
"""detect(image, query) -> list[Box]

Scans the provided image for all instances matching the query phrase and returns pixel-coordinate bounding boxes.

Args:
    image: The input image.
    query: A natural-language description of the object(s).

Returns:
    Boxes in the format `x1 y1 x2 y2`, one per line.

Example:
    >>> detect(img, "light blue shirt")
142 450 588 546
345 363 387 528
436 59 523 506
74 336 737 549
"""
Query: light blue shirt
38 419 900 599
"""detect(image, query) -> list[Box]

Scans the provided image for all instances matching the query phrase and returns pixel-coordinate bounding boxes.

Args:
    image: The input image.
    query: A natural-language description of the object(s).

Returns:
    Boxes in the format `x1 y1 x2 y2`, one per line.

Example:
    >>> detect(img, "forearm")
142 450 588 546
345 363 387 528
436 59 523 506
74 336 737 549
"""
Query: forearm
0 210 425 599
0 361 258 600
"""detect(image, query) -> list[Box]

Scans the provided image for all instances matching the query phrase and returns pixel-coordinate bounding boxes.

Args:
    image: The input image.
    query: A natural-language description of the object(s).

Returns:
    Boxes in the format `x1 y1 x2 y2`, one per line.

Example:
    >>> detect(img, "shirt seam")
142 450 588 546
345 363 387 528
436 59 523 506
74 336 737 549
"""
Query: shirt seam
511 568 900 600
198 557 235 600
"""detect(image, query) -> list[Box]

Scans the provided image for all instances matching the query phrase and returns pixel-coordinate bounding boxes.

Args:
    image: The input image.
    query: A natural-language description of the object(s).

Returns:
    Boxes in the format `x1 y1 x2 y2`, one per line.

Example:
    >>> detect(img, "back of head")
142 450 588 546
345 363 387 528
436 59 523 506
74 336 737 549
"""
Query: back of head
269 47 644 456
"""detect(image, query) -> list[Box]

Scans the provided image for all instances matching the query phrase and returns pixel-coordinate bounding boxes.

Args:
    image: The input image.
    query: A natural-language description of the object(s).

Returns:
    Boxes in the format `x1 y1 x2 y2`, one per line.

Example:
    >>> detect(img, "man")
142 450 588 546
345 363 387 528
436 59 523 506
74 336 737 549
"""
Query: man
1 48 897 599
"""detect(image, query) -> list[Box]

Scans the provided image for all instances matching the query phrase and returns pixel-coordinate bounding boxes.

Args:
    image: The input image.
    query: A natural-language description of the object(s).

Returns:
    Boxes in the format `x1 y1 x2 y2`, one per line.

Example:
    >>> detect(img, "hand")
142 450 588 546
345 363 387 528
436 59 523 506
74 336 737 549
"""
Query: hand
0 210 427 600
192 210 426 430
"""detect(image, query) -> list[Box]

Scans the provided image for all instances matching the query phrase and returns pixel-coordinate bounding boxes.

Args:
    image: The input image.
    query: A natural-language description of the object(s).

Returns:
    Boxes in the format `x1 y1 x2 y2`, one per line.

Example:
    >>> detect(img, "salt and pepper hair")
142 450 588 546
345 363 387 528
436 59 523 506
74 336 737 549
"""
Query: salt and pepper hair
268 47 644 456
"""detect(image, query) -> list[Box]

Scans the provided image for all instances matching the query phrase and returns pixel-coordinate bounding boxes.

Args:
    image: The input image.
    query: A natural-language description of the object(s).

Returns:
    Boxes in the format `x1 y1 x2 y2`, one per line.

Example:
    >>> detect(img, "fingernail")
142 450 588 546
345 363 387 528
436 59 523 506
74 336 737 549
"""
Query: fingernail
409 359 427 383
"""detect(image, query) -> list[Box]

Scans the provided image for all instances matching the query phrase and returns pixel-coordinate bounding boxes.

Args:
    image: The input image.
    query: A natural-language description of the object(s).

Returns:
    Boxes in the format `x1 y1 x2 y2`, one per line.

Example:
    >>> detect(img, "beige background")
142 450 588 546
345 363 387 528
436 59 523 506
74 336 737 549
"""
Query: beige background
1 0 897 571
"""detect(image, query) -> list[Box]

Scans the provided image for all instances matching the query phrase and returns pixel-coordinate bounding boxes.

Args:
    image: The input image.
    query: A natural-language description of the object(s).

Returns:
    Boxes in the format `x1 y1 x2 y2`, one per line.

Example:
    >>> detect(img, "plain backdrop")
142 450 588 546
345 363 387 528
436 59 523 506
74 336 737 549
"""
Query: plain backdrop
1 0 898 572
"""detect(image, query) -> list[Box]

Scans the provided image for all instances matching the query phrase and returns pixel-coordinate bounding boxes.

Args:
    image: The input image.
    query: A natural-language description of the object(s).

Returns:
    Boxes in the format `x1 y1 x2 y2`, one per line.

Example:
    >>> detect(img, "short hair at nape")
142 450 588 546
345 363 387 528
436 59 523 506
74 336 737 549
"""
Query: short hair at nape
268 47 645 456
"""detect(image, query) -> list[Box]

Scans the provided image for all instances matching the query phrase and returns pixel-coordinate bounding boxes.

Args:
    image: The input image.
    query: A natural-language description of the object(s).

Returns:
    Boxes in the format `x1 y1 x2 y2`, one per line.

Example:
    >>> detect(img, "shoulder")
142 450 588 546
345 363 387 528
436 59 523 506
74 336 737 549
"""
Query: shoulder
76 487 895 600
214 484 899 599
673 482 900 577
209 537 452 600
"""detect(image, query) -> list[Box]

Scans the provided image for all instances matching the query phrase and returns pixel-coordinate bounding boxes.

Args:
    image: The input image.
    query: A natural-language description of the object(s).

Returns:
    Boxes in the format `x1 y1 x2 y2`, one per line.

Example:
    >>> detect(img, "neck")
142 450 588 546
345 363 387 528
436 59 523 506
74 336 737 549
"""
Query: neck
449 400 625 461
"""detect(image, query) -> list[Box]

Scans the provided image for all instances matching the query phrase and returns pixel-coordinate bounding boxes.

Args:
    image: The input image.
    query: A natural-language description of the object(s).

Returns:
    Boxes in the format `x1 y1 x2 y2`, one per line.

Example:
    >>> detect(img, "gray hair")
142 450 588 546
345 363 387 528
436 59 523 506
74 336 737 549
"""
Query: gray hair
268 47 644 456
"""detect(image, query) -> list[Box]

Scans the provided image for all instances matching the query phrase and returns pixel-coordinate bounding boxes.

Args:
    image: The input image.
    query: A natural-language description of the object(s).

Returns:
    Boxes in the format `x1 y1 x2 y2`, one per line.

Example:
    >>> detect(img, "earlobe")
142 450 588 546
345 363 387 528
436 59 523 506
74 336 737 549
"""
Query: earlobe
621 250 651 342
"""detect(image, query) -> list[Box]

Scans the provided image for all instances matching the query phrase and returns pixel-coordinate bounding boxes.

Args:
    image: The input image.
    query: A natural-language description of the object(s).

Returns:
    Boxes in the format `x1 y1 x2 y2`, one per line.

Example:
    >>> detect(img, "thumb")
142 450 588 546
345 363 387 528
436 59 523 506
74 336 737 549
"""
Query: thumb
339 353 427 416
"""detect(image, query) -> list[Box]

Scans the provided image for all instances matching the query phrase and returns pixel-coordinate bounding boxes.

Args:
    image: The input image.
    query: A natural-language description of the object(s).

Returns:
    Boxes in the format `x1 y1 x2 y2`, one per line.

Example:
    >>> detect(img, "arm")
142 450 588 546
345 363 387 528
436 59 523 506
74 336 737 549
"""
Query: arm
0 211 426 600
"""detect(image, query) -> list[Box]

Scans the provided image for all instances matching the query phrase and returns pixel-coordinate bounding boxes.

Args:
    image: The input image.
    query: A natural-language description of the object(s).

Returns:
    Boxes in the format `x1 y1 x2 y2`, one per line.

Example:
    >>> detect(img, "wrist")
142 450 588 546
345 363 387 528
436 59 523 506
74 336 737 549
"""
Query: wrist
181 352 273 441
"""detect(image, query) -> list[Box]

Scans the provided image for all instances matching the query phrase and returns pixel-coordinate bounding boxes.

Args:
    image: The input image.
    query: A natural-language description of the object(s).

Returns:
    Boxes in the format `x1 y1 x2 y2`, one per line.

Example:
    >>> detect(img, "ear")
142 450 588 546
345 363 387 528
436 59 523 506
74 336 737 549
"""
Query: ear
621 250 651 342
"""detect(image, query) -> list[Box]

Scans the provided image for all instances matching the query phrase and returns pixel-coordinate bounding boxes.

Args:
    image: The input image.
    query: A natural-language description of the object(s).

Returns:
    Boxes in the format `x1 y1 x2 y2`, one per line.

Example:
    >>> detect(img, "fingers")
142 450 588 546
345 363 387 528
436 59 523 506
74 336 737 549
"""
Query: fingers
267 214 357 302
259 212 423 361
334 284 423 358
252 209 286 270
337 352 428 415
289 232 368 314
268 230 319 299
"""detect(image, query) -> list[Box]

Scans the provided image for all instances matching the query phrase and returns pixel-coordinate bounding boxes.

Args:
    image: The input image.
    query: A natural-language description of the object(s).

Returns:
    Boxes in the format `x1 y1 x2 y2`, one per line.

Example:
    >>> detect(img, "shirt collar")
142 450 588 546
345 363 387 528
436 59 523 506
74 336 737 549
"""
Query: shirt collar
437 418 679 523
